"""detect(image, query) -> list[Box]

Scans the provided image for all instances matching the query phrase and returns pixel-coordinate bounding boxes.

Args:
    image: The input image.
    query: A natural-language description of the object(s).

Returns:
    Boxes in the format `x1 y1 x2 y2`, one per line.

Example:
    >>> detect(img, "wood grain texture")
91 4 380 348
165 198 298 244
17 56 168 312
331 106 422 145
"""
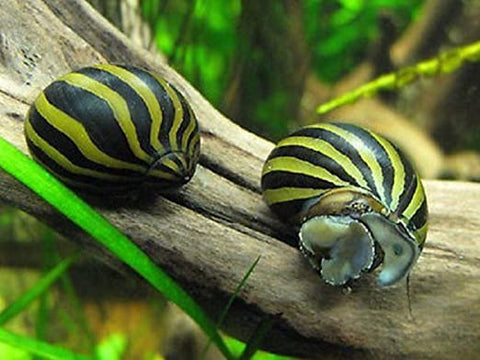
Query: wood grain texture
0 1 479 358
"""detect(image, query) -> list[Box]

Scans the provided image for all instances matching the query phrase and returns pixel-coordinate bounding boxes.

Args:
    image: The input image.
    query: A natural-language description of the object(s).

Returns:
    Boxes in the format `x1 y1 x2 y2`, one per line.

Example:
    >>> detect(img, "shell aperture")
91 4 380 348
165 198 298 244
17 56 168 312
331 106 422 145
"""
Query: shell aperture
299 215 375 286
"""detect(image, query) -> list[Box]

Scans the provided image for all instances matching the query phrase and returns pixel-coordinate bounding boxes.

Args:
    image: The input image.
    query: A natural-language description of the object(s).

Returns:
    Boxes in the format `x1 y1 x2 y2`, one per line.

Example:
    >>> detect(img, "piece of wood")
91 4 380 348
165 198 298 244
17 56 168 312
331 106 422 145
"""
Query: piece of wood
0 1 479 358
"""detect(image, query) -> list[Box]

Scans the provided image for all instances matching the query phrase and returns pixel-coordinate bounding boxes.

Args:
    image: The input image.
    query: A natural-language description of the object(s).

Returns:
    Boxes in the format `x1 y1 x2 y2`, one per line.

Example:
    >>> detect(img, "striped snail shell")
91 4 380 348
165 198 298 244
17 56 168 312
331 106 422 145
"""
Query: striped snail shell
24 64 200 193
261 122 428 287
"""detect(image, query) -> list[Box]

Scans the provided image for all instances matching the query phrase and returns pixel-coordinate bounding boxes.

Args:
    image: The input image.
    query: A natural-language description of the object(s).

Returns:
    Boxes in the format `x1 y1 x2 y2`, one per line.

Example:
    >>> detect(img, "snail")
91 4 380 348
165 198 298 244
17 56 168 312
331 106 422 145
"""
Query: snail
24 64 200 193
261 122 428 287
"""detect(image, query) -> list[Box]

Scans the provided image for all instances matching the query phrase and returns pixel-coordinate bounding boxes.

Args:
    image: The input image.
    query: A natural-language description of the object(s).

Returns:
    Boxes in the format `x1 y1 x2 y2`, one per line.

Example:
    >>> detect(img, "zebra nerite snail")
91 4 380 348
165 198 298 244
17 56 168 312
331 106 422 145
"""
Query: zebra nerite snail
24 64 200 193
261 122 428 287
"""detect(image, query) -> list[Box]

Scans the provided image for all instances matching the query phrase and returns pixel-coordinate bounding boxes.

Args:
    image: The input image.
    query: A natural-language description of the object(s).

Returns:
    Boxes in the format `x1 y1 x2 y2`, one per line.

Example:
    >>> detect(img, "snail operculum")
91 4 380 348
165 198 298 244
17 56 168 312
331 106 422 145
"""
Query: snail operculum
298 188 420 287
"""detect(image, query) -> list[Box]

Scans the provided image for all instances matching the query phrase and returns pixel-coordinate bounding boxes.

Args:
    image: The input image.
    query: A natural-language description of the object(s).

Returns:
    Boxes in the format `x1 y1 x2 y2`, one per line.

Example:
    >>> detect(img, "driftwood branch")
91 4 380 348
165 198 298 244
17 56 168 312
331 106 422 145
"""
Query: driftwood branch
0 1 479 358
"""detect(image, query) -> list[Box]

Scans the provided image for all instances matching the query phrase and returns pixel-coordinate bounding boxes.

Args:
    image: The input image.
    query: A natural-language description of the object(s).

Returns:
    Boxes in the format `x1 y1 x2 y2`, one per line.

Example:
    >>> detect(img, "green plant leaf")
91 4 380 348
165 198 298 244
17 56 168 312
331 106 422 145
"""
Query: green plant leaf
0 327 92 360
224 336 293 360
202 255 262 358
0 137 234 360
0 253 79 326
238 315 276 360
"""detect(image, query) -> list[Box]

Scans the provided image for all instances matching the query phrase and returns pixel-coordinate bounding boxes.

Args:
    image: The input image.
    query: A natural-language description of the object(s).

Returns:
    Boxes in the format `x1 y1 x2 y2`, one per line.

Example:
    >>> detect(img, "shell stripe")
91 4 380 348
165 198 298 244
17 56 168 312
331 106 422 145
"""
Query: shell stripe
149 73 184 151
41 80 145 167
27 144 144 193
262 171 340 192
172 87 192 151
403 179 426 222
167 89 183 151
364 131 406 210
25 120 134 182
117 66 196 155
148 168 182 182
188 130 201 165
394 160 417 213
263 156 351 190
60 73 153 163
263 187 329 205
27 105 143 179
292 126 382 201
262 124 389 218
267 145 364 194
338 124 395 205
312 123 386 203
33 92 145 173
275 136 369 188
148 165 183 182
414 222 428 247
147 151 191 182
93 64 165 154
262 154 350 220
393 149 427 244
309 123 411 213
182 102 198 155
156 156 182 176
410 197 428 233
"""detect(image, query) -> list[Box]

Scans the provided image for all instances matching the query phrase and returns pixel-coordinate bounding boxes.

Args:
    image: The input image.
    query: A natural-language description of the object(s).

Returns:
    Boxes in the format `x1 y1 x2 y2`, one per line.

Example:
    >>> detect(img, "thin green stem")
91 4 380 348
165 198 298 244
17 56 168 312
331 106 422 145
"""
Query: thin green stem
317 41 480 115
0 253 80 326
239 315 276 360
201 256 261 359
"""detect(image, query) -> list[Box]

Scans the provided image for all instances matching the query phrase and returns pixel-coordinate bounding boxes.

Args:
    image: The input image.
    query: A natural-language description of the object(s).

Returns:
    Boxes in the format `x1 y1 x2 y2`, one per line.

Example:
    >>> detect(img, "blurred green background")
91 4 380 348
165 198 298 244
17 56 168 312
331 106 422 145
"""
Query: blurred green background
2 0 479 359
140 0 423 139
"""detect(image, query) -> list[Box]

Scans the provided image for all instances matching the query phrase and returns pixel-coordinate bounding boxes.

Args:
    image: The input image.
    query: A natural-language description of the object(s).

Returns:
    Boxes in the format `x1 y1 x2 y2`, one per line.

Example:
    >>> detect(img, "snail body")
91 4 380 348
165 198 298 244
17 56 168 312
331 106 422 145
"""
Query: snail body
25 64 200 193
261 122 428 287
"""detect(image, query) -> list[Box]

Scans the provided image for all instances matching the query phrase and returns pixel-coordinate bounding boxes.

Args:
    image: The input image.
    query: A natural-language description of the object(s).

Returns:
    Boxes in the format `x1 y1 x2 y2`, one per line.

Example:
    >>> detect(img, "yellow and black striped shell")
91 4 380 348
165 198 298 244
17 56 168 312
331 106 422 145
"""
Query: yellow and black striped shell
261 122 428 287
24 64 200 193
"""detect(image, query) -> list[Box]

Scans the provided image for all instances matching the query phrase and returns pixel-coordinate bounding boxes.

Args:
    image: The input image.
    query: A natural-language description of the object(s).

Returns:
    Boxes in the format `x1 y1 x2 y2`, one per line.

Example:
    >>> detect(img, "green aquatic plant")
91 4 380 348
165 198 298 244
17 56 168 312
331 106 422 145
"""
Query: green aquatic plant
317 41 480 114
0 136 235 360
